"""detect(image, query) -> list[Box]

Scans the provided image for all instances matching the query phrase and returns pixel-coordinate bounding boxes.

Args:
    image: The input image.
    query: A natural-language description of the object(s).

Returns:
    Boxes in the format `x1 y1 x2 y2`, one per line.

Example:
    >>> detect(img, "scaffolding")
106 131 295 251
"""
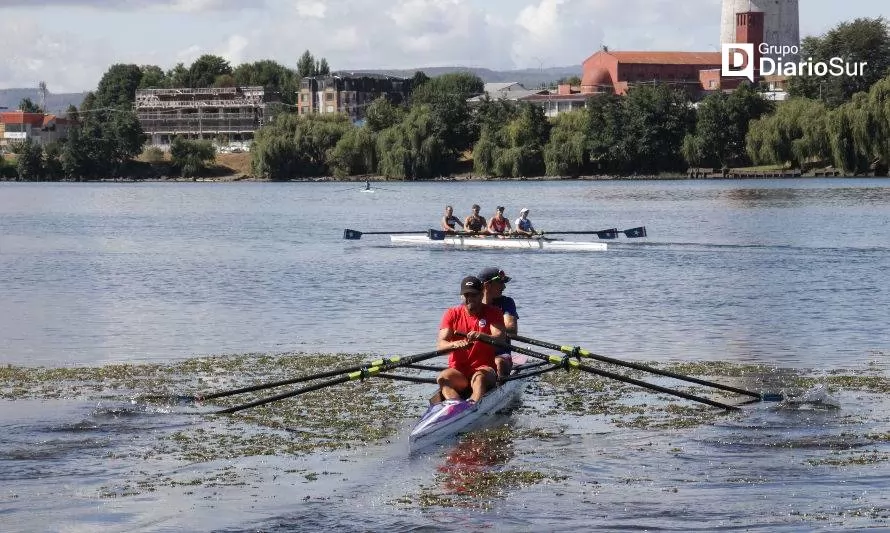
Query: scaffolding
135 86 276 144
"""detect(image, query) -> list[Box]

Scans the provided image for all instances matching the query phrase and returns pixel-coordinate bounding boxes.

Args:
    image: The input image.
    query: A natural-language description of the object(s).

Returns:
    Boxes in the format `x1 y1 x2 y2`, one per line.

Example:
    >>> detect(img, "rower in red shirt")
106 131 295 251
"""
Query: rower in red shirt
436 276 506 403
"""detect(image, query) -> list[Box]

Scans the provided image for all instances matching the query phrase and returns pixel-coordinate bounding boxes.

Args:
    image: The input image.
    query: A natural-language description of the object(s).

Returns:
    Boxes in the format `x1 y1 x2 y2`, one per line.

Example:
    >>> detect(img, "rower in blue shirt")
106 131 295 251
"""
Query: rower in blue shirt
478 267 518 378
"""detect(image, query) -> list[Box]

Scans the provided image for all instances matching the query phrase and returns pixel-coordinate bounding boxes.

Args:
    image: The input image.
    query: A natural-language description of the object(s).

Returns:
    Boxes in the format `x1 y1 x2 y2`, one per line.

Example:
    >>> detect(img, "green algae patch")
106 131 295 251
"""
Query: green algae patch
807 450 890 467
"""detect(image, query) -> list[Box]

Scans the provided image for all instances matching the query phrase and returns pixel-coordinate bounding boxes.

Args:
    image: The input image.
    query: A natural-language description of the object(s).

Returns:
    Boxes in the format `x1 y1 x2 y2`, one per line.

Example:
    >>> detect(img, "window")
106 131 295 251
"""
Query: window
325 92 334 101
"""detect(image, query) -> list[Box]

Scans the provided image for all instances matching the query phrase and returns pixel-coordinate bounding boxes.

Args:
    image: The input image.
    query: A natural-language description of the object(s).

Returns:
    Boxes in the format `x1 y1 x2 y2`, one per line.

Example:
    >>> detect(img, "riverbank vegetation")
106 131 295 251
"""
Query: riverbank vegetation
3 18 889 182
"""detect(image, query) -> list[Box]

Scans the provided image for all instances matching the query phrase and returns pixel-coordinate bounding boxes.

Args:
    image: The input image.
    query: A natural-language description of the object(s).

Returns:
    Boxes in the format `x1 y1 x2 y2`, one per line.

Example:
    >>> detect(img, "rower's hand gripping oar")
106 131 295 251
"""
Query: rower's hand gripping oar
214 348 453 415
475 337 740 411
511 334 782 402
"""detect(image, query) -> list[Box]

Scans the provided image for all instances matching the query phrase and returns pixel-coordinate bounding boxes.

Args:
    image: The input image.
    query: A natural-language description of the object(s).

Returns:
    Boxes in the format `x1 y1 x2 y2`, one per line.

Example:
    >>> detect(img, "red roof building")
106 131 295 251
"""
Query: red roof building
0 111 72 147
580 50 741 96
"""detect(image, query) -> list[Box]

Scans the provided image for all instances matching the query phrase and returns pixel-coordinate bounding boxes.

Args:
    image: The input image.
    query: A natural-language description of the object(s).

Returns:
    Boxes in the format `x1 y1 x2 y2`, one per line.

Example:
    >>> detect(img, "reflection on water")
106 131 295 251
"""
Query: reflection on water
436 427 516 495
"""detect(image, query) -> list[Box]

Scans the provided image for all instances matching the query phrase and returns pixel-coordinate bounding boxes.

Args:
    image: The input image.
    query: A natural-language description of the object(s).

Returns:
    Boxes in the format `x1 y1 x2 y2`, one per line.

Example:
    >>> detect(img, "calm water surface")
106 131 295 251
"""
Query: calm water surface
1 179 889 531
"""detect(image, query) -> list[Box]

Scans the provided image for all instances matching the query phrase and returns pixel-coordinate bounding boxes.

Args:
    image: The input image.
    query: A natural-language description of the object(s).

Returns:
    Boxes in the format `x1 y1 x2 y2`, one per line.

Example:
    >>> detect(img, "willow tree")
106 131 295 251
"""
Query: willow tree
376 105 446 180
544 109 587 177
746 98 830 168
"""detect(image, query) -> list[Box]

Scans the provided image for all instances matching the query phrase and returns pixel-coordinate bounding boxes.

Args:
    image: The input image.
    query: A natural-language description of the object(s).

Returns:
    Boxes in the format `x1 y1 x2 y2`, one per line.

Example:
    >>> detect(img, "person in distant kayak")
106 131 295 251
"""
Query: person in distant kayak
365 180 371 190
513 208 535 237
478 267 518 378
464 204 487 234
441 205 465 232
436 276 506 403
487 206 512 235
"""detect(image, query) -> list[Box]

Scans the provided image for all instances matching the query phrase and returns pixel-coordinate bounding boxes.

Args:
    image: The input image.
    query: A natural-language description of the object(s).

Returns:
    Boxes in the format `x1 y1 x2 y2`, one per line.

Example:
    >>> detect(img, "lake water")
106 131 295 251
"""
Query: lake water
1 179 889 531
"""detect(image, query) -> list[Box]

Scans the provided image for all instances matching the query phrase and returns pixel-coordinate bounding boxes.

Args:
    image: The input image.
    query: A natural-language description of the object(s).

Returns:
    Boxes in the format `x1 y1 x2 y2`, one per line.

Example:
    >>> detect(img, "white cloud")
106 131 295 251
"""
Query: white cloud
2 0 883 92
0 16 108 93
218 34 249 65
295 1 326 19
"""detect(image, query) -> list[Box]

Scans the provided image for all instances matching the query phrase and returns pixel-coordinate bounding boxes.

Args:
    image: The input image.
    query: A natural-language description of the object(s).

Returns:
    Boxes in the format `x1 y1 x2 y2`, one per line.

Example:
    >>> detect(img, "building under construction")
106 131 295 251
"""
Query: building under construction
135 86 278 147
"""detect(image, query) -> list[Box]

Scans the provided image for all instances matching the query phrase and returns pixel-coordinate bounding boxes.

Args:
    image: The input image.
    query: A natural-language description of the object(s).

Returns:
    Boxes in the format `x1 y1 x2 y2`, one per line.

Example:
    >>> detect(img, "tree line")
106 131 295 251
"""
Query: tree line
4 17 890 182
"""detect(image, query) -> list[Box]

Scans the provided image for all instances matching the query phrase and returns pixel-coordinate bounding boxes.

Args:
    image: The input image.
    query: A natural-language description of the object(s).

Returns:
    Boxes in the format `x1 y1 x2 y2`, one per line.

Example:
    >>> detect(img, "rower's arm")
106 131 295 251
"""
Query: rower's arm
503 314 517 335
437 327 468 351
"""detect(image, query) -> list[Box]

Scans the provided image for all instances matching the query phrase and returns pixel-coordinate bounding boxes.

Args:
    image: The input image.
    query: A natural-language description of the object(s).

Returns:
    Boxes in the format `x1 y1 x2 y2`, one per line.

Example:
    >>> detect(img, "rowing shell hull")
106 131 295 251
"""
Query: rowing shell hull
409 378 525 453
390 235 607 252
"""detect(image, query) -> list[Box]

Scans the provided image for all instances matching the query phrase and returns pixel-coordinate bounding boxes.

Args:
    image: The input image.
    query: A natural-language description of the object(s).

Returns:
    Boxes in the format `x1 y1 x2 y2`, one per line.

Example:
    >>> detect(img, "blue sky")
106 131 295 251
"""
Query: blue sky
0 0 886 92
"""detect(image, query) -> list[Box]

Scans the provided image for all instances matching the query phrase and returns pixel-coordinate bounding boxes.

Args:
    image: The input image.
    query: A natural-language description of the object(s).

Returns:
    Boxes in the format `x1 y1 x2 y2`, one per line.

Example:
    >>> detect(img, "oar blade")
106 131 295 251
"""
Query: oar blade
622 226 647 238
427 229 447 241
343 229 363 240
596 228 619 240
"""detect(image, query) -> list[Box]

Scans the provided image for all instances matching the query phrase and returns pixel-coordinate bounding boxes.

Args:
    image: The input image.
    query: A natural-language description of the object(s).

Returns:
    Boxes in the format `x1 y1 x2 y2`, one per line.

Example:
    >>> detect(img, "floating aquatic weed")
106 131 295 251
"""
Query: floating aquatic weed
806 450 890 467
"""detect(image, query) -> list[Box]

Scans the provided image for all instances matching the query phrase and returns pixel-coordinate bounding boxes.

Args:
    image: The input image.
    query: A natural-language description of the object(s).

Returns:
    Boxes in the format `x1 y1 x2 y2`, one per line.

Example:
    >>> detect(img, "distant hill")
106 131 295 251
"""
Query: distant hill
0 89 87 115
337 66 582 89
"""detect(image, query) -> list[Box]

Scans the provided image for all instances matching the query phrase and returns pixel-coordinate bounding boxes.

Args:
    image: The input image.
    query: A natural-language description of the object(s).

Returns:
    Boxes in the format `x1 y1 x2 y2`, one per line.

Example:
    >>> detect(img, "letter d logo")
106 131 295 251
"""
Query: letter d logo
722 43 755 83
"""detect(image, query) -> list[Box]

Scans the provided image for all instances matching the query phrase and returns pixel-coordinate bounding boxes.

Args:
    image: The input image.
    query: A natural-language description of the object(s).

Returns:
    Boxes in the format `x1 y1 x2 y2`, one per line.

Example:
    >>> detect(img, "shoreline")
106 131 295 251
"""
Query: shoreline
0 171 883 184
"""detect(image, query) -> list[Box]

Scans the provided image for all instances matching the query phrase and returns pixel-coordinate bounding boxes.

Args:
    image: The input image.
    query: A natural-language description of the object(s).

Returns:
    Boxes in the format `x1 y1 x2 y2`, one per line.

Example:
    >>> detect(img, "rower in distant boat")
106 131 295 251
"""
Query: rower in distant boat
464 204 487 234
513 208 536 237
487 206 512 236
435 276 506 403
441 205 465 233
365 180 371 191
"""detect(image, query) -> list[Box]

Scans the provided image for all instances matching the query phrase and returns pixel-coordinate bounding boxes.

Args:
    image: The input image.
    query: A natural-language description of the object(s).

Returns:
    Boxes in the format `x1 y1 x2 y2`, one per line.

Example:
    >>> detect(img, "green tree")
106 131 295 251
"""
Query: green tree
16 139 44 181
18 98 41 113
683 83 774 168
297 50 316 79
585 93 629 173
329 127 377 178
746 98 830 168
233 60 299 105
170 137 216 178
60 125 98 180
43 142 64 181
788 17 890 106
623 84 694 173
166 63 190 88
187 55 233 88
94 64 143 107
251 113 351 179
472 103 549 177
139 65 167 89
409 71 430 95
544 110 588 177
377 105 447 179
364 96 404 132
411 72 484 105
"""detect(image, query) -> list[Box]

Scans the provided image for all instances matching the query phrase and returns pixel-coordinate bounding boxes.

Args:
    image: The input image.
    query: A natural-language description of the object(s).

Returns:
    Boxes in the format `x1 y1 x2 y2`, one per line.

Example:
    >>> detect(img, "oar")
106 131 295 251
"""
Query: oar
344 229 434 240
475 337 739 411
213 348 452 414
537 227 647 239
511 334 781 402
195 352 448 402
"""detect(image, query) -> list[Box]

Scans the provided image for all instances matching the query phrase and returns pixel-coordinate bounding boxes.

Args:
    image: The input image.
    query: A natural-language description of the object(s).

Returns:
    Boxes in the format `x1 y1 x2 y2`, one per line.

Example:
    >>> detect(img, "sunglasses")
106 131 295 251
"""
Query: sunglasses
487 270 508 282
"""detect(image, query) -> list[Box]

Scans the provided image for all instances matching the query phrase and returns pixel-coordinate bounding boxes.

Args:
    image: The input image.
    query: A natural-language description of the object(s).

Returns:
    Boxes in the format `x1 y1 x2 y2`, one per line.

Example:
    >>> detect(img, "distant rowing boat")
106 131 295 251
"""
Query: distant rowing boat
390 234 608 252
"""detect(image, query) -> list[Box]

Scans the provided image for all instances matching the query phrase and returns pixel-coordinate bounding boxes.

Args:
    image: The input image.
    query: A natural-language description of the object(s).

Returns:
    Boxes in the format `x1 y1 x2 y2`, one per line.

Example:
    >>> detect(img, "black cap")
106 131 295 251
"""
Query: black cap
496 206 505 212
478 267 511 284
460 276 483 295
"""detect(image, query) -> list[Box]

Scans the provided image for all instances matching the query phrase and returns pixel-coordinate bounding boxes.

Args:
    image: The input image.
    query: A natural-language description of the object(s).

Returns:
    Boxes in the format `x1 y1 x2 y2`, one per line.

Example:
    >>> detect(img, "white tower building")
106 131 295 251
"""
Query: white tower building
720 0 799 56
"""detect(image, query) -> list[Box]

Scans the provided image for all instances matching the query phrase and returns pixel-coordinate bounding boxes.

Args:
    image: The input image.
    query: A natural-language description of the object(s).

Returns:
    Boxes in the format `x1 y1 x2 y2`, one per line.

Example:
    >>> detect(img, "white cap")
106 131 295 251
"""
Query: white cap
520 208 530 214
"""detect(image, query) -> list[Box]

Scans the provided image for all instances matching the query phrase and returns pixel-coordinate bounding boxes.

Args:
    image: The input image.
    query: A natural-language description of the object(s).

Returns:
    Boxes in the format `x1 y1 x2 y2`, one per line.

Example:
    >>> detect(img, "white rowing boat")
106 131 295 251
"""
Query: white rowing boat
391 234 608 252
409 377 526 452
